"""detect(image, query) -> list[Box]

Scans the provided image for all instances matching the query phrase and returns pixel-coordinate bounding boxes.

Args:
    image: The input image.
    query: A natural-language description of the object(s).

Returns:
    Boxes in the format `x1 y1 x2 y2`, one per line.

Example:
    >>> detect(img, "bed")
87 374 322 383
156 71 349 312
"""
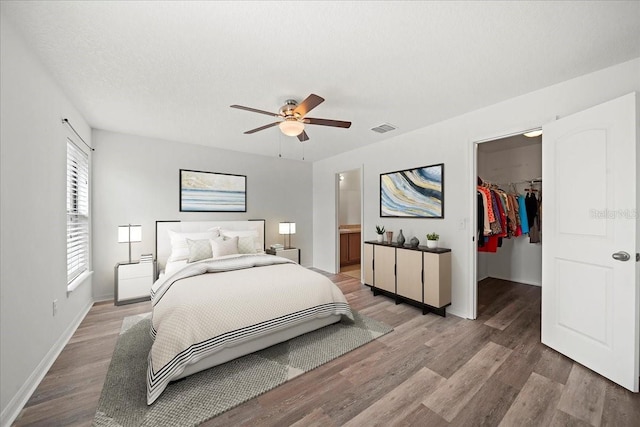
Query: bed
147 220 352 404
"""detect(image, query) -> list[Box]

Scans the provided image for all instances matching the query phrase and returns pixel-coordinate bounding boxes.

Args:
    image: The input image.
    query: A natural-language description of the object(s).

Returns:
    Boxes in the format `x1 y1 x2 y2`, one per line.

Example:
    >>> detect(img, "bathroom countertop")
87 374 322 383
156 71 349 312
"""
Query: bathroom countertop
338 227 361 234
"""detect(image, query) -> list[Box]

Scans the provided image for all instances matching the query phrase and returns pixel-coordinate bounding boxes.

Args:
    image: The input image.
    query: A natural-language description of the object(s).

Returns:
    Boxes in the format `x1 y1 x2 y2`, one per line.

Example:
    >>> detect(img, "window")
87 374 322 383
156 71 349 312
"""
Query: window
67 138 90 285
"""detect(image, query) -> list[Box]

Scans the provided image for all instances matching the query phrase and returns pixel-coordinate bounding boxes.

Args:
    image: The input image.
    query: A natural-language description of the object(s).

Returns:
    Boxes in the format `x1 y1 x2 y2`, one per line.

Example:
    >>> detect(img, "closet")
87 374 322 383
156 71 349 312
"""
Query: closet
476 133 542 287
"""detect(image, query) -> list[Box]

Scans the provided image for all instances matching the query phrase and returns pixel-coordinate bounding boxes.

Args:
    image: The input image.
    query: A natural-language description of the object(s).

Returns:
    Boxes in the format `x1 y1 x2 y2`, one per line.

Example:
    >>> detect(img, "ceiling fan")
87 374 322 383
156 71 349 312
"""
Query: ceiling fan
230 94 351 142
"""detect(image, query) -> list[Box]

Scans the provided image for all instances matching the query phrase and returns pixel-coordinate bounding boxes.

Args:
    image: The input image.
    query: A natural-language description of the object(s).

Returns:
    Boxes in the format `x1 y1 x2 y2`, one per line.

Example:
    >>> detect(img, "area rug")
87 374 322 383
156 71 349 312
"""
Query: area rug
93 311 392 426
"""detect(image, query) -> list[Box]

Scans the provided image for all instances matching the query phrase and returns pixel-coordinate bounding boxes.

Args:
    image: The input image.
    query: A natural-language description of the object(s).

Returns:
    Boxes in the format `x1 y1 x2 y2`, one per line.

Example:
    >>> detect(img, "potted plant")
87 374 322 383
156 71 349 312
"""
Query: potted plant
375 225 385 242
426 232 439 248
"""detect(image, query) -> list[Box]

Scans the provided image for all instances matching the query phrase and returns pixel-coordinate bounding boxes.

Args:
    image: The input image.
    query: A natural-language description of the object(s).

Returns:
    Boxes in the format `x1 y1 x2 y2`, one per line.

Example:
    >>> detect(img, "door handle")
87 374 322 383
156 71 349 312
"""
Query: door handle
612 251 631 262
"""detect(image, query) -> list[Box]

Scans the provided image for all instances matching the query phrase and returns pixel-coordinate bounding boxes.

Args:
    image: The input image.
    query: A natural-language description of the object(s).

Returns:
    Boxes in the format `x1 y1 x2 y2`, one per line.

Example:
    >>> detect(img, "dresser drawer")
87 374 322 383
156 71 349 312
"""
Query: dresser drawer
119 276 152 300
118 262 153 279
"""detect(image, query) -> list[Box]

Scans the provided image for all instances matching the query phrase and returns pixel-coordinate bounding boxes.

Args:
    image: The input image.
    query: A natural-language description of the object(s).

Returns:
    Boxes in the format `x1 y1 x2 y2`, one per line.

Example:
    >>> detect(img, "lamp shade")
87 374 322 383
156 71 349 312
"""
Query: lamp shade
278 120 304 137
279 222 296 235
118 224 142 243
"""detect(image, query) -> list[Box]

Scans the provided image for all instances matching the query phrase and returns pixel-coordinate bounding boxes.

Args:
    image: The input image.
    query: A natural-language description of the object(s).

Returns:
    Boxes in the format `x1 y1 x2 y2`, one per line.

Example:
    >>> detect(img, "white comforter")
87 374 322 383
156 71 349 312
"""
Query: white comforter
147 254 352 404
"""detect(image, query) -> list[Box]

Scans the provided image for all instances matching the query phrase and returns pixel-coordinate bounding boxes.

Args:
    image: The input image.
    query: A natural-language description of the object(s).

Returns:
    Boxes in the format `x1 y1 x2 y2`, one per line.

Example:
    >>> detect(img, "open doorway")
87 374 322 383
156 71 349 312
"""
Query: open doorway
474 131 542 320
337 168 362 279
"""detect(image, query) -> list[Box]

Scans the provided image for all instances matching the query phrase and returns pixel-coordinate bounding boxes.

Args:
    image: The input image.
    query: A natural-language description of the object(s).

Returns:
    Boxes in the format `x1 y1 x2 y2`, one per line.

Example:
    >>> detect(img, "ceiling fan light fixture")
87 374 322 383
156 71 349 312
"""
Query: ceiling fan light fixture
279 119 305 136
232 94 351 141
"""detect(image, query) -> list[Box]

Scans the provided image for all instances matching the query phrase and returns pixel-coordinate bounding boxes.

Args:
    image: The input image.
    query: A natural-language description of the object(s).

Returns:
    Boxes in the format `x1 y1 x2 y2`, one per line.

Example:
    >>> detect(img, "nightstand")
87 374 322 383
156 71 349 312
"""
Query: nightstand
266 247 300 263
114 261 156 305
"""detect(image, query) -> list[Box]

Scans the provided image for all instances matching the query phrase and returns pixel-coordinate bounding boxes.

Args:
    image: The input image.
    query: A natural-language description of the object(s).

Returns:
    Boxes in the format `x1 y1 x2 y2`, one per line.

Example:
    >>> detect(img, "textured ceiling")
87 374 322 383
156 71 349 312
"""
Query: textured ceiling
2 1 639 161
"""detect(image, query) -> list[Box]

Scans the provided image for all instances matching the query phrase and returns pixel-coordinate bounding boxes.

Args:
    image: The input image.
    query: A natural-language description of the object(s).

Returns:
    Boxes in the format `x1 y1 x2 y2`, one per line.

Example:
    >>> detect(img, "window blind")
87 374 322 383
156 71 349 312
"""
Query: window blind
67 138 90 284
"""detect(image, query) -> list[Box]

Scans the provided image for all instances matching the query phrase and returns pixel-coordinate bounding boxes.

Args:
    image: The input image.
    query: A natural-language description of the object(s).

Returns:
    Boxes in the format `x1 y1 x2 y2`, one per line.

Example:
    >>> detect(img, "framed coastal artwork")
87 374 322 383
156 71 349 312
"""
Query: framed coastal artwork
380 163 444 218
179 169 247 212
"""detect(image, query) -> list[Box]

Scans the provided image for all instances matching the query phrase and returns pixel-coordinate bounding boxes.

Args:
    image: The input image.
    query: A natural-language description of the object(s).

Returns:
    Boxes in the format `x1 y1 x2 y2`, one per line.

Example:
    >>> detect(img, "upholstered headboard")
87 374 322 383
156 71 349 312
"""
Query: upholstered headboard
155 219 266 273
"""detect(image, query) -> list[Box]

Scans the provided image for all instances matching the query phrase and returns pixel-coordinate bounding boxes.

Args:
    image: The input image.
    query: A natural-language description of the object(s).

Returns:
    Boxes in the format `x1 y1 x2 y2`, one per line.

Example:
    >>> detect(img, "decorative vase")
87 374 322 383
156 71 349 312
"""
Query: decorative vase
377 234 384 243
397 229 405 246
427 239 438 249
386 231 393 244
409 236 419 247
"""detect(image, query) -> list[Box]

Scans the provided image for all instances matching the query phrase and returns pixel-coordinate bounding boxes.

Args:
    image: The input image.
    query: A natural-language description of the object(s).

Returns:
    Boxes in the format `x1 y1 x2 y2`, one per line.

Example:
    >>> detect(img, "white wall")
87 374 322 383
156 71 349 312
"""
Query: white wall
478 141 542 286
91 130 313 299
313 58 640 319
339 169 361 226
0 14 93 425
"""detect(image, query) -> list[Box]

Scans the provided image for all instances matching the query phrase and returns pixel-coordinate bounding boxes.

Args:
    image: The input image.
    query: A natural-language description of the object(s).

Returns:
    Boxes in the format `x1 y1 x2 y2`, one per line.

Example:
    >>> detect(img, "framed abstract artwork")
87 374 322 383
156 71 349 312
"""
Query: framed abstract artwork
179 169 247 212
380 163 444 218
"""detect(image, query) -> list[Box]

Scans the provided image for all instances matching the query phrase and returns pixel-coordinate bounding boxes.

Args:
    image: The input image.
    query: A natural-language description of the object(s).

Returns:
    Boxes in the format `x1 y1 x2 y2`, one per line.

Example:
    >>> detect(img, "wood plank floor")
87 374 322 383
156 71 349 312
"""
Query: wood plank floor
13 275 640 426
339 264 361 280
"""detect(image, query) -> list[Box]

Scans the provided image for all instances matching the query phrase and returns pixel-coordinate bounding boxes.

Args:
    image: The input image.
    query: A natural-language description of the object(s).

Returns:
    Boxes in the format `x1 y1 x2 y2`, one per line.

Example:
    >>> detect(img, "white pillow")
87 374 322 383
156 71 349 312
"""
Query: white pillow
220 229 258 238
220 229 260 251
186 238 213 263
236 236 257 254
168 229 219 262
210 236 239 258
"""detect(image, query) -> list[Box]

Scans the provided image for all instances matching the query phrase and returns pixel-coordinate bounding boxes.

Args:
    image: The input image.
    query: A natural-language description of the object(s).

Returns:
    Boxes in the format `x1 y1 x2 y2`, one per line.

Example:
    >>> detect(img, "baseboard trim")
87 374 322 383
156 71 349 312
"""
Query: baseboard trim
0 299 93 427
487 275 541 287
92 294 114 303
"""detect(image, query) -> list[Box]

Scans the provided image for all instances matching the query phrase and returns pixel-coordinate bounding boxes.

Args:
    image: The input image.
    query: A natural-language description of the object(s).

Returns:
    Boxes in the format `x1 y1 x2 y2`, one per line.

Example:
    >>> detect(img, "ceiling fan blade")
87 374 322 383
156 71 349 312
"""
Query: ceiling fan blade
231 105 280 117
304 117 352 128
297 130 309 142
244 122 280 134
293 94 324 117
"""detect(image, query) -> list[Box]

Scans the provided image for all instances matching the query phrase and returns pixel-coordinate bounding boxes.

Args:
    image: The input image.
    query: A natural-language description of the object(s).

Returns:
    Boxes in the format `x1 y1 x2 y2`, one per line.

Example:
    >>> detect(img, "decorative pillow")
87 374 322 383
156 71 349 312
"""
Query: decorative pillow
168 230 219 262
210 236 239 258
220 229 260 251
186 239 213 263
236 236 257 254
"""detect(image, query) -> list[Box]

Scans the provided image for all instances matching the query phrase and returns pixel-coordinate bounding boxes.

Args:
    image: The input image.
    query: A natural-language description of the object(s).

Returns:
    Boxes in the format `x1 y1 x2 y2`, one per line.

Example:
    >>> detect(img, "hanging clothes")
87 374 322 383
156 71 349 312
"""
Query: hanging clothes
477 178 542 253
518 195 529 234
493 191 508 238
526 192 541 243
477 192 485 247
537 194 542 242
478 190 491 236
488 190 504 235
478 235 499 253
525 192 538 226
507 193 522 237
477 186 495 222
477 185 494 238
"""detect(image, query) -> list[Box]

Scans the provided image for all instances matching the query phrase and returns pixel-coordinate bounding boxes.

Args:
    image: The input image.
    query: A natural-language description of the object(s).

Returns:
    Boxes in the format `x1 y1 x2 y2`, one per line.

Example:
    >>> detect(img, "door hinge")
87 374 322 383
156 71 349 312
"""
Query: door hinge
636 253 639 262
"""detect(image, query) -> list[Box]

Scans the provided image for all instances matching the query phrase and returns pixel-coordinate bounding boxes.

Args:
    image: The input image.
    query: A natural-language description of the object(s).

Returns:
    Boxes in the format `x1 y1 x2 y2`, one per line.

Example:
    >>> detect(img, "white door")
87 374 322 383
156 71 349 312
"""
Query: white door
542 92 639 392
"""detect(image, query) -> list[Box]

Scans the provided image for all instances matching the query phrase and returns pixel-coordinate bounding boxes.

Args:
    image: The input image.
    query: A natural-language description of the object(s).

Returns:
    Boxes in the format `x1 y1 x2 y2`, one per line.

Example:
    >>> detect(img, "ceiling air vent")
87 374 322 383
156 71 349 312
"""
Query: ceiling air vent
371 123 397 134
